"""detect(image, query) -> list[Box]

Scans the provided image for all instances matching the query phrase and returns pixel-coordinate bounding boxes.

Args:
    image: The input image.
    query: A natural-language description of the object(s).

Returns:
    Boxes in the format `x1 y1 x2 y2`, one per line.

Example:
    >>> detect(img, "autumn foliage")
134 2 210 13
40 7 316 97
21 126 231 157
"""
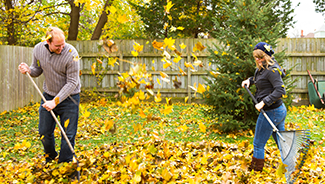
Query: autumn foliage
2 0 323 183
1 101 325 183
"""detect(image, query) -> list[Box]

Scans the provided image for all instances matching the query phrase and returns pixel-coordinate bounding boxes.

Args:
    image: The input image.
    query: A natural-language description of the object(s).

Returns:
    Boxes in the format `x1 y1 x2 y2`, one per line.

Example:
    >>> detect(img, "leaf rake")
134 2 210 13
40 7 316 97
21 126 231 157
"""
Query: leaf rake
244 85 311 184
26 72 80 182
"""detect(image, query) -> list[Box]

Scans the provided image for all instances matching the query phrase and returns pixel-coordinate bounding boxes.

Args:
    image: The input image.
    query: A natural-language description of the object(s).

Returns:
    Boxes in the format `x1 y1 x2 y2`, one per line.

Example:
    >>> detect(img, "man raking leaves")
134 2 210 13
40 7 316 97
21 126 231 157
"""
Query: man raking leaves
242 42 310 183
18 27 81 180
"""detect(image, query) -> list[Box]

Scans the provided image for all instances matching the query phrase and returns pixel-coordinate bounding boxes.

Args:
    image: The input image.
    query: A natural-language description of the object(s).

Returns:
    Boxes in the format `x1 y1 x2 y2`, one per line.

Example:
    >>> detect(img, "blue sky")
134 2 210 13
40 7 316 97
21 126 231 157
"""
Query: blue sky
287 0 325 37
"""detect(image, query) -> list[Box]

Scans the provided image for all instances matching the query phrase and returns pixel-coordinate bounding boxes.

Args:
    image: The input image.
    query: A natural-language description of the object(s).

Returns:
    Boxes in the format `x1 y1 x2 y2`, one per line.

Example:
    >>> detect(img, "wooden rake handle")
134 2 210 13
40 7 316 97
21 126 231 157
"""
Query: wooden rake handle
244 85 285 142
25 72 76 155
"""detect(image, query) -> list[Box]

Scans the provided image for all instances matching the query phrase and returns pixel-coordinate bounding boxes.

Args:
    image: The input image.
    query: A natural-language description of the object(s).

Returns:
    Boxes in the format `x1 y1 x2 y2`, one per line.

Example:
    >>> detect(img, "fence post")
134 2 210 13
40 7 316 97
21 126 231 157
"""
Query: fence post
186 39 192 103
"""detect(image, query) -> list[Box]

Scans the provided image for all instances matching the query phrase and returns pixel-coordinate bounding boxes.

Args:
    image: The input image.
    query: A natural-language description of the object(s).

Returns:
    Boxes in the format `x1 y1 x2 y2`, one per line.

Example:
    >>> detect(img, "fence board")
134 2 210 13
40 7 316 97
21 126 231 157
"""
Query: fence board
0 46 5 112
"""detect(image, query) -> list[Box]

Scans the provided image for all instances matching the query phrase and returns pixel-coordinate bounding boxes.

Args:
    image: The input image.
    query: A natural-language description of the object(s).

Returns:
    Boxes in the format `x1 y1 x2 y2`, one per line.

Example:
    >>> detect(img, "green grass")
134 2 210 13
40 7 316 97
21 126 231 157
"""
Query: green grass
0 100 323 162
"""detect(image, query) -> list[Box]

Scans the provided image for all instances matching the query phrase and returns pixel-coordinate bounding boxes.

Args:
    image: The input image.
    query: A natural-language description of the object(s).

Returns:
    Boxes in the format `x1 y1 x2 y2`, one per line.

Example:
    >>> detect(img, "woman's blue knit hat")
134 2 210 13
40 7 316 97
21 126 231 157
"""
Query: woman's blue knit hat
254 42 274 57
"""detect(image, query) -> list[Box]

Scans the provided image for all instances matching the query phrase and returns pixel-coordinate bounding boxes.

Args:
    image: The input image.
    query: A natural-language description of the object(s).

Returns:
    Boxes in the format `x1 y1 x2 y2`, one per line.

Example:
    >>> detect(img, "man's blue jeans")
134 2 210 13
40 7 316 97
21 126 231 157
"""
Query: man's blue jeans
253 103 287 159
39 92 79 163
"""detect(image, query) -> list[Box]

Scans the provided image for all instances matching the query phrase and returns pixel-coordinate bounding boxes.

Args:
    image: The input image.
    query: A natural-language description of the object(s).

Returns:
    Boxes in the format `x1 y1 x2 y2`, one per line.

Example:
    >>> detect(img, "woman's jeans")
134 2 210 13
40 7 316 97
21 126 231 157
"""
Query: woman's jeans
39 92 79 163
253 103 287 159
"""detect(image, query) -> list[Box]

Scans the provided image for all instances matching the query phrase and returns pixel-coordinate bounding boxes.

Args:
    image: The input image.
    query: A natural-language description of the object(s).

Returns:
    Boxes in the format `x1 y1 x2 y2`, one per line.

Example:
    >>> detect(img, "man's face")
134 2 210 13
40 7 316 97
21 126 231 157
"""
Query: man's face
47 35 65 54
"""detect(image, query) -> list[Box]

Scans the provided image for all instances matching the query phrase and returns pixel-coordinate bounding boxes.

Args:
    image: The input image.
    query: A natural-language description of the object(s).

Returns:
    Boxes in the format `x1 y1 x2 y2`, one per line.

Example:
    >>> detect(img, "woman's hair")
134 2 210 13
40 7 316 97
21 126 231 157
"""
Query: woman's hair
45 27 65 43
253 49 275 70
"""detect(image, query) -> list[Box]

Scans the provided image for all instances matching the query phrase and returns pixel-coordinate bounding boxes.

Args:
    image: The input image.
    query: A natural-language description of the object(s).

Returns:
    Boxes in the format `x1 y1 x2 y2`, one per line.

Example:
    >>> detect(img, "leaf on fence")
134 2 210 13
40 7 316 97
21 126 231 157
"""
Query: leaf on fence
131 51 138 57
193 42 206 52
91 62 96 75
185 62 195 70
133 42 143 52
178 67 186 76
108 57 118 67
160 71 169 78
180 43 186 49
152 40 164 50
164 37 176 50
173 77 182 89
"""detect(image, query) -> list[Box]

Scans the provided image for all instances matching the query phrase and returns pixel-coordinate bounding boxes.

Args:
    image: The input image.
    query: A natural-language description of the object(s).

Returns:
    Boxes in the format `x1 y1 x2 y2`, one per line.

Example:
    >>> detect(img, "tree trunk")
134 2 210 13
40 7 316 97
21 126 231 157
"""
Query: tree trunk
67 1 81 40
5 0 16 45
91 0 112 40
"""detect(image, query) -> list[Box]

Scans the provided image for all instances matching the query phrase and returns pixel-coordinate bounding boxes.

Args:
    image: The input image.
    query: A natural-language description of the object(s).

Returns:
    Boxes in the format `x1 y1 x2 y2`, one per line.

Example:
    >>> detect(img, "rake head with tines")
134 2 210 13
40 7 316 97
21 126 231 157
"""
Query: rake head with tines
278 130 311 184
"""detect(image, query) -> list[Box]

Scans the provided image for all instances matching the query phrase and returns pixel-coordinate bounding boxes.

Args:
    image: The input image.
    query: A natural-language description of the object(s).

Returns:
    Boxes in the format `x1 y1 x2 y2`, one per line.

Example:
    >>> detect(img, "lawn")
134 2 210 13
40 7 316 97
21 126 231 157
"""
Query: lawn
0 97 324 183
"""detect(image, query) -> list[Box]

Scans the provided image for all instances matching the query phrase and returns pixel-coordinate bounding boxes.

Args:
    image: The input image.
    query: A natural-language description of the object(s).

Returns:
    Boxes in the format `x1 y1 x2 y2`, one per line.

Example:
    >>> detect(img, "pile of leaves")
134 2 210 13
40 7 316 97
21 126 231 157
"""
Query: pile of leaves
0 100 325 183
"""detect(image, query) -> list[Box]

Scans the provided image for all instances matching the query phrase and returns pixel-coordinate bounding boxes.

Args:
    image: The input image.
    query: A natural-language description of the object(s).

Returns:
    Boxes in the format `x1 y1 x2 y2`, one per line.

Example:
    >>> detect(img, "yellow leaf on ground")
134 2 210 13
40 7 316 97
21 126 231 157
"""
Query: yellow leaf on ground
276 163 287 178
133 172 142 183
199 122 206 133
161 104 173 115
139 110 146 118
178 124 188 132
162 169 173 181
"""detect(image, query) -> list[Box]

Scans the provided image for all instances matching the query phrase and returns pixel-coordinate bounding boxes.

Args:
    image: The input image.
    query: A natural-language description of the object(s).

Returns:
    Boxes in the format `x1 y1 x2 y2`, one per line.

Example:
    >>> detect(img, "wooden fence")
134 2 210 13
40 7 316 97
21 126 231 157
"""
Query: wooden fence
0 45 44 113
276 38 325 101
1 38 325 112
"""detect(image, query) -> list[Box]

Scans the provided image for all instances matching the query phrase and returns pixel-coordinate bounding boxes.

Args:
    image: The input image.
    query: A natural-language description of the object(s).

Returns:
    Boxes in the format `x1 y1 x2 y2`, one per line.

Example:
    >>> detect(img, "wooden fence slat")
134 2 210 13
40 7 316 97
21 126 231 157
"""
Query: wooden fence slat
3 46 10 112
0 46 4 112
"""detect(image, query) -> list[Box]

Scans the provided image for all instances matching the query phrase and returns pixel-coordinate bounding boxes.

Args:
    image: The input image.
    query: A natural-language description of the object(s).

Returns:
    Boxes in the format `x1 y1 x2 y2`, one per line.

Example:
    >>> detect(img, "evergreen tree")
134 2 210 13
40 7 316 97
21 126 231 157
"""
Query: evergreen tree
203 0 296 132
313 0 325 16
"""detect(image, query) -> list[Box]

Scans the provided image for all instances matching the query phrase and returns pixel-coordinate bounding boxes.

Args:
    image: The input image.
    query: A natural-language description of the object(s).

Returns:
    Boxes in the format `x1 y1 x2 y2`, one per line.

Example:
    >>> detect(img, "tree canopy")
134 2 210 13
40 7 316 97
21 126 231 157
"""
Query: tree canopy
0 0 296 46
129 0 232 39
0 0 145 46
313 0 325 16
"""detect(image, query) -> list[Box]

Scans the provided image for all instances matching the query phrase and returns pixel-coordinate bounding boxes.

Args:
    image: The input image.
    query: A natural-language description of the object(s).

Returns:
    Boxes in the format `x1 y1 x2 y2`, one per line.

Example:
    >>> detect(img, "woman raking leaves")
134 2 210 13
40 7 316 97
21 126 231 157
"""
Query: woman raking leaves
241 42 286 172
